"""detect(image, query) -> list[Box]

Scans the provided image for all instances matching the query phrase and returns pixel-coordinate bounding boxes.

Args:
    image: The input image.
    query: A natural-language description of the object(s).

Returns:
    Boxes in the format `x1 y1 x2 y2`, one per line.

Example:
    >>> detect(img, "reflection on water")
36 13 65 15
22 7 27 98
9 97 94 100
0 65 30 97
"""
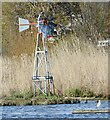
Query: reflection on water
1 100 109 118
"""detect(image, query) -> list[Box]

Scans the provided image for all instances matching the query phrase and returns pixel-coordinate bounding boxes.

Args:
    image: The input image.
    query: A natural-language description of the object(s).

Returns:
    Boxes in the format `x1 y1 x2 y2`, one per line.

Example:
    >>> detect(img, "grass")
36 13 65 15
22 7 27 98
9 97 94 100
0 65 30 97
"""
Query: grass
1 2 109 103
2 34 108 99
66 88 95 97
50 35 108 97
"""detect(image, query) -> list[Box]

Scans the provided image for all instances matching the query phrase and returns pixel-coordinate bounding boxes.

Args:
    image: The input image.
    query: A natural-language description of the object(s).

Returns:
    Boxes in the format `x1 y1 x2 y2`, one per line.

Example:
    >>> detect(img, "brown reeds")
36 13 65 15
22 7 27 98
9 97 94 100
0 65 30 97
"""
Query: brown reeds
2 36 108 97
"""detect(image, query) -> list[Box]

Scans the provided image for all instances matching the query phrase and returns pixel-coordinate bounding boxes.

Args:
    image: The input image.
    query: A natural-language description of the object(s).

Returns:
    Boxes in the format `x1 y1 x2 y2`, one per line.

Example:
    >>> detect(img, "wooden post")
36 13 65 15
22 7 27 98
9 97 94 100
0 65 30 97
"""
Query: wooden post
72 109 110 114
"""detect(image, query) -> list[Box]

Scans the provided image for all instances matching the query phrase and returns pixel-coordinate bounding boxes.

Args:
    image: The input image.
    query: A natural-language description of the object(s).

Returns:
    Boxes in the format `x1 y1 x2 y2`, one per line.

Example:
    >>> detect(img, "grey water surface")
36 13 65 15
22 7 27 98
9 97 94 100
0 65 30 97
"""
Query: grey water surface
0 100 109 119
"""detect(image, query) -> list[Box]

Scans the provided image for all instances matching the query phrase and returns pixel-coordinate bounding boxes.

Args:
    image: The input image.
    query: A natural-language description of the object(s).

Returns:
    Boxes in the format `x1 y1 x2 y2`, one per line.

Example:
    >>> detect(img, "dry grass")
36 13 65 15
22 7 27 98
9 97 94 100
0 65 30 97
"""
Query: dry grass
2 36 108 97
0 55 2 98
50 37 108 96
2 54 34 97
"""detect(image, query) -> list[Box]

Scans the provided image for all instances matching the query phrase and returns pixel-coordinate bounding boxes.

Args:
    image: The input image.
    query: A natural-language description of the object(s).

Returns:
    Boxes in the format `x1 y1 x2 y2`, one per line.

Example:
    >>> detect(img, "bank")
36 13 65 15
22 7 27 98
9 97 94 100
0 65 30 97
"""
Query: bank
0 96 109 106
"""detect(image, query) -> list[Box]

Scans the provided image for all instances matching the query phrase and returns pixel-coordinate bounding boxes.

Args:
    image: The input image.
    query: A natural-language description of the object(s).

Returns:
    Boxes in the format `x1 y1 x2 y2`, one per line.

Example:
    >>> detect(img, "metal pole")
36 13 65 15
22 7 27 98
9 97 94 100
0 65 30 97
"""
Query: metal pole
32 12 42 96
32 13 41 79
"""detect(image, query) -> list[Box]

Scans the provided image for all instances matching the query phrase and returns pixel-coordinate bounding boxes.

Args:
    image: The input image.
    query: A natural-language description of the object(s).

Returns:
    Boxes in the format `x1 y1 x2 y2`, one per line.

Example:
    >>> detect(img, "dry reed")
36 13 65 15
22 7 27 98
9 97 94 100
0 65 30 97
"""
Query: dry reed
2 37 108 97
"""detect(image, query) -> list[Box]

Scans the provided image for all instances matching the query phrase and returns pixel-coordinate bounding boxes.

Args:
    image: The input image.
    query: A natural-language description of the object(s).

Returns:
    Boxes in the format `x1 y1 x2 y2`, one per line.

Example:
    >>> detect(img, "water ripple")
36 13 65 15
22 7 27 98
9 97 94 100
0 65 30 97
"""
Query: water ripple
1 100 109 118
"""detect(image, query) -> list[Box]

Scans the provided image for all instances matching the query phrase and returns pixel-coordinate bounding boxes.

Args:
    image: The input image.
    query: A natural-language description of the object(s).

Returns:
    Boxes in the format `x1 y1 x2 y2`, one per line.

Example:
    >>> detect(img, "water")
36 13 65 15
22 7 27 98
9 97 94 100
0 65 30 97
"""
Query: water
0 100 109 119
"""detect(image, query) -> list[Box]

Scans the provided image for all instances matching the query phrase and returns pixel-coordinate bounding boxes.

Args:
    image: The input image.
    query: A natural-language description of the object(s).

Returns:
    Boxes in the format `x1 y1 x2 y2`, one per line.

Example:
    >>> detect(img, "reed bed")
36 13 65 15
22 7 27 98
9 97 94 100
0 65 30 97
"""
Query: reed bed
50 39 108 96
2 36 108 97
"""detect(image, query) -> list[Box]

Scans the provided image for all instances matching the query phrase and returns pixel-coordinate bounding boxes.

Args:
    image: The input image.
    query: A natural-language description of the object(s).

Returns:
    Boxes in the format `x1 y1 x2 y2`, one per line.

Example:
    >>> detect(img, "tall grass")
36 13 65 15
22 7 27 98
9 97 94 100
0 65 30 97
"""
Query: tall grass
2 54 34 97
50 36 108 96
0 55 2 99
2 36 108 97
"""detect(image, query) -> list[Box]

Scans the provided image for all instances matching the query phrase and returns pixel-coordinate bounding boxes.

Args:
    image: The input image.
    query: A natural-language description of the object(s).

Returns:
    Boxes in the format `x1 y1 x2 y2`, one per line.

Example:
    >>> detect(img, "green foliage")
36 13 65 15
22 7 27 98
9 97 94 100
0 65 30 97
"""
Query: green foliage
9 90 33 100
95 94 104 98
46 96 58 104
68 89 82 97
81 89 95 97
34 93 47 100
67 88 95 97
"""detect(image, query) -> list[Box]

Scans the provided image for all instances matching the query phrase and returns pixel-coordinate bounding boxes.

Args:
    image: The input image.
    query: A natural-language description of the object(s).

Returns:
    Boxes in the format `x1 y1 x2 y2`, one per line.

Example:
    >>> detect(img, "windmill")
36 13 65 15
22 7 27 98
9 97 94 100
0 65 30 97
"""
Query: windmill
19 12 57 96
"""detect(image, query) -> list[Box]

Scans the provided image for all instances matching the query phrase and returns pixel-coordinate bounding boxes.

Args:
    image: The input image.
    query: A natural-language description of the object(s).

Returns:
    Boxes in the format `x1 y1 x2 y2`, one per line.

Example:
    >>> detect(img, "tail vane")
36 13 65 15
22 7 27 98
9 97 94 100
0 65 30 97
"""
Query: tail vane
19 18 29 32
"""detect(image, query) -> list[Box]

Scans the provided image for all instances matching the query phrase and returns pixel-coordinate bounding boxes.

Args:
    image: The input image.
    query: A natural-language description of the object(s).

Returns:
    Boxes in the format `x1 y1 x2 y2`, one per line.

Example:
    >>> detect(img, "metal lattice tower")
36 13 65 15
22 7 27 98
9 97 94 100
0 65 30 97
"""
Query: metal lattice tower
32 13 54 96
32 34 54 96
19 12 56 96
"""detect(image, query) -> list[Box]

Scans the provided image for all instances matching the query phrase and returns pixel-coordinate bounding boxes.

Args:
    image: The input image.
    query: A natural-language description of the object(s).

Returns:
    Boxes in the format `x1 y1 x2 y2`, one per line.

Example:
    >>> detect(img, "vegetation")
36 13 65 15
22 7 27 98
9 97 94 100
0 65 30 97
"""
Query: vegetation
2 2 110 56
67 88 95 97
1 2 110 102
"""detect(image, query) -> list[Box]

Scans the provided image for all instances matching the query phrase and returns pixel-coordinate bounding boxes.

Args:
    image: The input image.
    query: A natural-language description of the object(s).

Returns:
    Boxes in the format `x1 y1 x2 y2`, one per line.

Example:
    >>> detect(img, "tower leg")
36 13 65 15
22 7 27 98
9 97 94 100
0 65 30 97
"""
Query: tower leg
44 80 47 94
49 80 52 95
32 35 54 96
38 81 42 94
33 82 36 97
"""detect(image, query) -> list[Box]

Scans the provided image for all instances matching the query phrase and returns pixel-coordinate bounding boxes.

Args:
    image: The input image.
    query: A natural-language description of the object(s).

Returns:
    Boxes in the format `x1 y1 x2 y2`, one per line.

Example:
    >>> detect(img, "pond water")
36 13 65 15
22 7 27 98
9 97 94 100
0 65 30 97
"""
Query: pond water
0 100 109 119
